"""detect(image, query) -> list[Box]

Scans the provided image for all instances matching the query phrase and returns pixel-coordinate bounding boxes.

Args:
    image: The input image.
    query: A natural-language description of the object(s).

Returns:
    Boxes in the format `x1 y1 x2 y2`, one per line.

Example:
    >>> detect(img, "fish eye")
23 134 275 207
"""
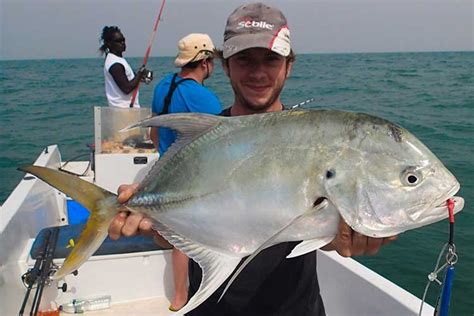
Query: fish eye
402 167 422 186
407 175 418 183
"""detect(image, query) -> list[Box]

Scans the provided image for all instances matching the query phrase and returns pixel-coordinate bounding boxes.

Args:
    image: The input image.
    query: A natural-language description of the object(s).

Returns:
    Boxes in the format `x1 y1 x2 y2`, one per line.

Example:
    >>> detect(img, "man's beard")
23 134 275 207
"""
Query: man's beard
230 82 284 113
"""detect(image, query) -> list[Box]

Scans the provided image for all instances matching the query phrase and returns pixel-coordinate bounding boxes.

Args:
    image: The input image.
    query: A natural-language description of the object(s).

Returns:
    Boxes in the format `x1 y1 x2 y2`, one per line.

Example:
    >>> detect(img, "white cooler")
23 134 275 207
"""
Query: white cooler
93 106 159 193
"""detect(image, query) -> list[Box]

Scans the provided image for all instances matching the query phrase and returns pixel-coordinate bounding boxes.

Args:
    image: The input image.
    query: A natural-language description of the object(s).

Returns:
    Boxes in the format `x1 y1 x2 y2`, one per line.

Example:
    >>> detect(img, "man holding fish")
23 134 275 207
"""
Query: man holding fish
21 1 462 314
109 3 397 315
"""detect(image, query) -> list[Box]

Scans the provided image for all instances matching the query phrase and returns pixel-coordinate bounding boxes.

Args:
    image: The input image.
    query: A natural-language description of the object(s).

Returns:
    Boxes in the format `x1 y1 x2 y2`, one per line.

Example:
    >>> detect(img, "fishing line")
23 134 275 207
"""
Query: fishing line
418 199 457 316
59 153 91 176
129 0 167 107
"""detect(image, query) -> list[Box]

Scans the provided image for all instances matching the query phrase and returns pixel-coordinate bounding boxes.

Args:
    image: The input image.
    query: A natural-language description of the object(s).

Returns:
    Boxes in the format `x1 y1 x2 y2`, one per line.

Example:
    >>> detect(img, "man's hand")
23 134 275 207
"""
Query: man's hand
108 183 172 248
321 218 397 257
109 183 151 239
137 65 153 84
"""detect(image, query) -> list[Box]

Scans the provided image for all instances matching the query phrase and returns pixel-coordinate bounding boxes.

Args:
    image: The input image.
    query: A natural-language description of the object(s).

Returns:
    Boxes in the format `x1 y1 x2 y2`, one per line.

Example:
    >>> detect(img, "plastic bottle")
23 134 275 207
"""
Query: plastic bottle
59 295 111 314
37 309 60 316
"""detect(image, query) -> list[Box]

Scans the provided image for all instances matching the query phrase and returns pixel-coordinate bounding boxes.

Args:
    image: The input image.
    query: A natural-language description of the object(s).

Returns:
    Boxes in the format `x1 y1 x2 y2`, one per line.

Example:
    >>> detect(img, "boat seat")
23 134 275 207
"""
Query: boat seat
30 224 171 259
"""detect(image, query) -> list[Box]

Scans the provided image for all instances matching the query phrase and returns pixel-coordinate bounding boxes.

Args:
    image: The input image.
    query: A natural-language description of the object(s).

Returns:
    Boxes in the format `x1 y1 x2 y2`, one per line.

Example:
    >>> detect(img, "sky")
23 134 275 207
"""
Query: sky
1 0 473 60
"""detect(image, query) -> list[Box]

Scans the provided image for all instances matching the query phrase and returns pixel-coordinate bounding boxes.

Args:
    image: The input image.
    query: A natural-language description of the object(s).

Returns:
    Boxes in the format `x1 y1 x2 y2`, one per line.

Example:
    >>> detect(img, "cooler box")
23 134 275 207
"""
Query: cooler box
94 106 159 193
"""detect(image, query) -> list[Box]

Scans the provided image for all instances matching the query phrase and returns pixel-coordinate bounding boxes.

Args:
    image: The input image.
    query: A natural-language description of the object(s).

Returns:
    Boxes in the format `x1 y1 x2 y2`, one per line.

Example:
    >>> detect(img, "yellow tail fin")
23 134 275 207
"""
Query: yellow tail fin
18 165 120 279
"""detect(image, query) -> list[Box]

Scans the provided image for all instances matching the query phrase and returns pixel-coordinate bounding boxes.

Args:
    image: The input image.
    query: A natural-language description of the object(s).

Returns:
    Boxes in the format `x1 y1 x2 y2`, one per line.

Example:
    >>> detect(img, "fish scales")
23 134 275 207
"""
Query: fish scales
137 112 328 247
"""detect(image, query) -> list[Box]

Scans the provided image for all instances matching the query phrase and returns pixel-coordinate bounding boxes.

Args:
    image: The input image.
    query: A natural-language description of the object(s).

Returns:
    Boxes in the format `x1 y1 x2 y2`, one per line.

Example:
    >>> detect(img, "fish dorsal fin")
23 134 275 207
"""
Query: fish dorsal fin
122 113 223 179
217 199 329 302
151 221 241 314
286 237 334 259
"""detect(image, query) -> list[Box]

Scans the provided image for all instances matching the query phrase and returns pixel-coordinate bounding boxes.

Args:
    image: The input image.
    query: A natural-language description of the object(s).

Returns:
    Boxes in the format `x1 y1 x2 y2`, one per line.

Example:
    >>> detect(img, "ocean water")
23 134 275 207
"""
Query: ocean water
1 52 473 314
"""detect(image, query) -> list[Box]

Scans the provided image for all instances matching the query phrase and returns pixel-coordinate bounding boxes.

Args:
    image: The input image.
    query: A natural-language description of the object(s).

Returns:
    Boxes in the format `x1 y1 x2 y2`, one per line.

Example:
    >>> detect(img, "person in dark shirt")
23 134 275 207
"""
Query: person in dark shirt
108 2 397 315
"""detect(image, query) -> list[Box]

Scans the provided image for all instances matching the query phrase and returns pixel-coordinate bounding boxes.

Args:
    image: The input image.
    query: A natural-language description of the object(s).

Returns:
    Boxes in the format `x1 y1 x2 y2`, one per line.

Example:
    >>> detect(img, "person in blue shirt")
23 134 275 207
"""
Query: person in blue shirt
151 33 221 155
149 33 221 311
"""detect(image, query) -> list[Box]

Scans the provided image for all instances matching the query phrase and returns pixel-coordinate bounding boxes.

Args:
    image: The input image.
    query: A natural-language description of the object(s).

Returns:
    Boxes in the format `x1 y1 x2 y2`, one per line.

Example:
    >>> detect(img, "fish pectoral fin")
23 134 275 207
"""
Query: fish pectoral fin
217 204 324 303
152 221 241 314
286 237 335 259
217 199 331 300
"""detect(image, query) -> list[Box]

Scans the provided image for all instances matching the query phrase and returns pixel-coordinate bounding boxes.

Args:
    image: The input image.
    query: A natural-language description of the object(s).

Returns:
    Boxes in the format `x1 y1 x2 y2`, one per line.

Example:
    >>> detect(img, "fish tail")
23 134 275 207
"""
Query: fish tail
18 165 120 279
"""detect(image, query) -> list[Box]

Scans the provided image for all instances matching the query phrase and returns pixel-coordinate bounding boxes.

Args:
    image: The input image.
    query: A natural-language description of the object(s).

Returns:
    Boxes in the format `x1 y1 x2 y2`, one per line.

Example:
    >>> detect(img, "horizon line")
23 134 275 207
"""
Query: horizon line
1 49 473 62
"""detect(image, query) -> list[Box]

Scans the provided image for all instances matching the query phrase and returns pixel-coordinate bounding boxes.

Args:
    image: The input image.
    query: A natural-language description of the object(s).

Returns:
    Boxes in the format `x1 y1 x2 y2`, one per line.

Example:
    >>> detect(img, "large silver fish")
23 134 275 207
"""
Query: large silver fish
20 109 464 314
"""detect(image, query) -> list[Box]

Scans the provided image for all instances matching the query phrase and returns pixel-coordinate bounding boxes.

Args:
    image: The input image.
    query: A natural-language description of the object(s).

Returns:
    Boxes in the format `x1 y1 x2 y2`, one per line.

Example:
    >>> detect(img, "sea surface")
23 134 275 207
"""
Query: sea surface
1 52 473 315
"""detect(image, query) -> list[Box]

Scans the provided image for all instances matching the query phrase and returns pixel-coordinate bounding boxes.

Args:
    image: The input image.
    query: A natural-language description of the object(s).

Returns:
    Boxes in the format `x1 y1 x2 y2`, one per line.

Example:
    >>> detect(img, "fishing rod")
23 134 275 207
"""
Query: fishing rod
19 230 51 315
129 0 167 108
290 97 316 109
19 227 60 315
31 227 59 315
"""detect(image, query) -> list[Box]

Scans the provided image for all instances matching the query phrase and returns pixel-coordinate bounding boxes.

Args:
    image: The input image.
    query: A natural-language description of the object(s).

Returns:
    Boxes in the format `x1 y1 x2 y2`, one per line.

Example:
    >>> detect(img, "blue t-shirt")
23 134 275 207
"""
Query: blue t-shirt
152 73 221 155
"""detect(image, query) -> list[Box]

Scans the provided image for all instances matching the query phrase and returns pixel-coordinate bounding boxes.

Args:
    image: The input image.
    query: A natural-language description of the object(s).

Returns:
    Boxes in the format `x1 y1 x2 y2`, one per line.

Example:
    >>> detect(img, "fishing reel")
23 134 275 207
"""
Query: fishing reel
142 69 153 84
21 263 60 288
138 66 153 84
21 268 40 288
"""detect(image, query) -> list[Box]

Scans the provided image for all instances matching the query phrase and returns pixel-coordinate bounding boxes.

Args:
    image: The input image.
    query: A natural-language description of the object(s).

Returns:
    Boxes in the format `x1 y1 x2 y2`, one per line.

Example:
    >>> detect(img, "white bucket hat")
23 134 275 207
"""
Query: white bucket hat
174 33 215 67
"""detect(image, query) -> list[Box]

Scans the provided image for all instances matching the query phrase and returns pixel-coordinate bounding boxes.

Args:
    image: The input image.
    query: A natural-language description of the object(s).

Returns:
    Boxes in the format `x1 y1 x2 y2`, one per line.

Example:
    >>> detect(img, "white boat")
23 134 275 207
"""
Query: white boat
0 107 435 315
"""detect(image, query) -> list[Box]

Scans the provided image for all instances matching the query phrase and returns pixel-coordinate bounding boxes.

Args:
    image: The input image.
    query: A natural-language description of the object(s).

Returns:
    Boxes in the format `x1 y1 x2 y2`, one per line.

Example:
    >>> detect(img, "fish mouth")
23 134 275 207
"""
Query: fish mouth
431 196 464 216
364 195 465 238
431 182 461 213
411 183 464 226
357 184 464 238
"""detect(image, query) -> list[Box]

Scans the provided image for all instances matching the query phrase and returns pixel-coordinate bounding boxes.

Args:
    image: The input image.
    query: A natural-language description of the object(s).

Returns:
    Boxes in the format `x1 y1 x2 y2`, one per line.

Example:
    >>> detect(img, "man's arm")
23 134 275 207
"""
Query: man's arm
150 127 159 149
109 63 144 94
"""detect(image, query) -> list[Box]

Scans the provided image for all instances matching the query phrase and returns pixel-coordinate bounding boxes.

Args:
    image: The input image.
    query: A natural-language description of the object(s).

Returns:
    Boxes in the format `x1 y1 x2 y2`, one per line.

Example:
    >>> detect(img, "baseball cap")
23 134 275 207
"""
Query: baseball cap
174 33 215 67
223 2 291 59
